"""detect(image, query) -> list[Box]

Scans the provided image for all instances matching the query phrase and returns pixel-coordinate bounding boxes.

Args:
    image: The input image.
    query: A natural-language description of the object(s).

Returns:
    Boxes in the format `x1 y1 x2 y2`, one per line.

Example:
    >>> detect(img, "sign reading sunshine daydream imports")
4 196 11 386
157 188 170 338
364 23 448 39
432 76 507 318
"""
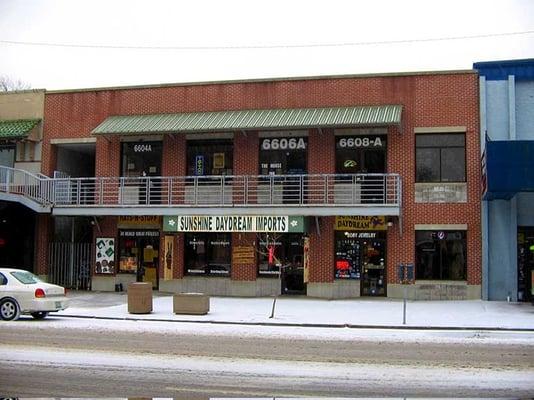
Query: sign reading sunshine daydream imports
163 215 304 233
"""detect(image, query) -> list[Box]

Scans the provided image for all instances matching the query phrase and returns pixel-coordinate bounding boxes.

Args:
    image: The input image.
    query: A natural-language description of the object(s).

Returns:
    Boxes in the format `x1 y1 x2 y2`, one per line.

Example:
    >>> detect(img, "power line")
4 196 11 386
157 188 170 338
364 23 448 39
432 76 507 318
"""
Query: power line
1 30 533 51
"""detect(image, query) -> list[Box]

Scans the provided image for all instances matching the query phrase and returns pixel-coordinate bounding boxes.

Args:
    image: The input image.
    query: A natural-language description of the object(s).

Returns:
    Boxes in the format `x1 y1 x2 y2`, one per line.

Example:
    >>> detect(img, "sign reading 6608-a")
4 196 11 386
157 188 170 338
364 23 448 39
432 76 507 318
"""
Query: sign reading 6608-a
261 138 307 151
338 136 384 148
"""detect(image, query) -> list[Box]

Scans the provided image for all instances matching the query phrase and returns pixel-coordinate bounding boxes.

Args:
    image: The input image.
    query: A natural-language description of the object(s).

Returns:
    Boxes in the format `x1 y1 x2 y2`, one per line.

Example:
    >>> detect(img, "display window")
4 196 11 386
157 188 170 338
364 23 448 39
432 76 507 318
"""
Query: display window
257 233 303 276
415 230 467 280
518 227 534 302
184 232 231 276
118 230 160 288
186 140 233 176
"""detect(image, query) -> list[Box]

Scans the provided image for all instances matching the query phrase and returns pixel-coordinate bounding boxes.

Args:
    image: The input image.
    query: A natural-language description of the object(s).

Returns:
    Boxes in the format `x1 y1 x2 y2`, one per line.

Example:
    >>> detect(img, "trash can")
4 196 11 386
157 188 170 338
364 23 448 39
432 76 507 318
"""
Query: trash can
127 282 153 314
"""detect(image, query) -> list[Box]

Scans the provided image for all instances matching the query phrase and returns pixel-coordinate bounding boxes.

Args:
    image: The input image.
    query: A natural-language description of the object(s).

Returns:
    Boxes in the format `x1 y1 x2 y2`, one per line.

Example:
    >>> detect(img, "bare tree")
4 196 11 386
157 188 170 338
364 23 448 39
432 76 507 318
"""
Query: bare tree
0 75 31 91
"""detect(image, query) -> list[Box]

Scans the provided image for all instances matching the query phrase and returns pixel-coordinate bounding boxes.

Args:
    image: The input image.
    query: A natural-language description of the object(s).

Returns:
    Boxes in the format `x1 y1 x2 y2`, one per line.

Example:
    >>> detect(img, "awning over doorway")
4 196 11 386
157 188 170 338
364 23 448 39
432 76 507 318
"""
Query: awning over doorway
91 105 403 135
0 119 40 140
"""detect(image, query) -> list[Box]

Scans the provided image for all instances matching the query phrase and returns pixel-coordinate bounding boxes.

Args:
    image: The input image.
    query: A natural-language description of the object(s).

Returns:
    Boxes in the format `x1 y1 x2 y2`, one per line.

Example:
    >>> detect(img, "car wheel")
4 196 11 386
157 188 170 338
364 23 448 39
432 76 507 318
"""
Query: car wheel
30 311 49 320
0 298 20 321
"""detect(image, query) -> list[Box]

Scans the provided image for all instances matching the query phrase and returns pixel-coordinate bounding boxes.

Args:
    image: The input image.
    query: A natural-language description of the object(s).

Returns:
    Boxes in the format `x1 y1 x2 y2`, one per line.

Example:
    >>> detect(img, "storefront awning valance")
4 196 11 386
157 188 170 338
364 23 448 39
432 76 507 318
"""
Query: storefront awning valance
91 105 403 135
0 119 40 140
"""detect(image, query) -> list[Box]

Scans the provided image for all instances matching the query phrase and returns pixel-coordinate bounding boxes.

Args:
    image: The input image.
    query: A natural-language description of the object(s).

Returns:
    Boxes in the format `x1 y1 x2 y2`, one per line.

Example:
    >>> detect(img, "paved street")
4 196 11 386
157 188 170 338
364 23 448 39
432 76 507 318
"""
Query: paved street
1 315 533 397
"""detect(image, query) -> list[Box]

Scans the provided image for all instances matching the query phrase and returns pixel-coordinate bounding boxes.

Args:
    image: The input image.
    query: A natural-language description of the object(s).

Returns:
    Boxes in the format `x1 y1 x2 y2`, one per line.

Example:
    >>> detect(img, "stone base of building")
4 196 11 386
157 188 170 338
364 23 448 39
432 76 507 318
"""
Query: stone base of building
91 275 136 292
159 277 281 297
306 281 361 299
387 282 481 300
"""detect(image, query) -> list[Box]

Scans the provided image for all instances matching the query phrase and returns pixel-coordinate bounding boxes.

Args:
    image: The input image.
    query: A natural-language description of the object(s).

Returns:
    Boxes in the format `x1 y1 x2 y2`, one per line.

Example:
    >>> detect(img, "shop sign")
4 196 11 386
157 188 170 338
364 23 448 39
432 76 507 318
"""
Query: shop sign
334 216 386 231
344 232 378 238
337 136 384 148
232 245 255 265
119 230 160 237
133 144 153 152
164 215 305 233
118 216 161 228
261 138 307 151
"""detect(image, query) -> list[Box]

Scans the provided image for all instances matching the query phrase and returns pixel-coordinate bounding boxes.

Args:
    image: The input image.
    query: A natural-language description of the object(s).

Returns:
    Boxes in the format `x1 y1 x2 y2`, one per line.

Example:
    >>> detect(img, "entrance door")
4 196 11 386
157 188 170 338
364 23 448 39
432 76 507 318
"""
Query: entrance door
518 227 534 302
360 239 386 296
334 231 386 296
119 230 160 289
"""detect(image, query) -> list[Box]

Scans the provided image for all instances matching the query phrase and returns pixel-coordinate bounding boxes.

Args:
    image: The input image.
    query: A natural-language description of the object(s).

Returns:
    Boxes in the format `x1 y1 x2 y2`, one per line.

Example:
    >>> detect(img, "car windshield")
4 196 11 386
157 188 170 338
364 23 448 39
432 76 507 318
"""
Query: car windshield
10 271 42 284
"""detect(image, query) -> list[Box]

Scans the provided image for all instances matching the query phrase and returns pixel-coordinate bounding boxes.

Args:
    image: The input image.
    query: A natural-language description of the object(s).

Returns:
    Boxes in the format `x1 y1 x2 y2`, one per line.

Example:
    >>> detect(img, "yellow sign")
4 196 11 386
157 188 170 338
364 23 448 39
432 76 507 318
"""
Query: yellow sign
232 246 255 265
334 216 387 231
118 216 161 228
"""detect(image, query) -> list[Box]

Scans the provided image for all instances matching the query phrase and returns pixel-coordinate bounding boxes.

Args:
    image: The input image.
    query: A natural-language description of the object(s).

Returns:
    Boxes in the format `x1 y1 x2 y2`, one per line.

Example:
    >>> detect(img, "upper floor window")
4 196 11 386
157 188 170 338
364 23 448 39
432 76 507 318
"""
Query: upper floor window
416 134 465 182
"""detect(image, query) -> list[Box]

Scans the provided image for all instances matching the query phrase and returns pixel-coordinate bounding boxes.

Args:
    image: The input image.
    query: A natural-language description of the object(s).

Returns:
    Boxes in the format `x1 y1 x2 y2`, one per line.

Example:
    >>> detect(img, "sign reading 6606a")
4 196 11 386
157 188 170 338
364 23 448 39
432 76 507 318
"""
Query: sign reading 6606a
338 137 384 148
261 138 307 151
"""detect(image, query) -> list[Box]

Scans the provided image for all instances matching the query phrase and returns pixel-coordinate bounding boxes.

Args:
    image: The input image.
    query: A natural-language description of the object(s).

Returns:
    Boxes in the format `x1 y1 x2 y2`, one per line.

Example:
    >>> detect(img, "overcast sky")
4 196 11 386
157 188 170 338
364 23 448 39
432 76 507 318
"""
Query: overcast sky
1 0 533 90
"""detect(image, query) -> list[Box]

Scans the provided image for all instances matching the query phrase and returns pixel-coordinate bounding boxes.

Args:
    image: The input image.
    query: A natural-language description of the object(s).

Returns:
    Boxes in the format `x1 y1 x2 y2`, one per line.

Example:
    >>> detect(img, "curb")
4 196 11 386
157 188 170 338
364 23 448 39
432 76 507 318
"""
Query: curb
54 314 534 332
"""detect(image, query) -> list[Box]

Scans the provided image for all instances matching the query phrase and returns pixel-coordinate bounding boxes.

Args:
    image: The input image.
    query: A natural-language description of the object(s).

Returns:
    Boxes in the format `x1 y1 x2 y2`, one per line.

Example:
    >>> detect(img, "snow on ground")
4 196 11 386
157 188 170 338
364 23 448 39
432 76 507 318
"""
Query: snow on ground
57 291 534 329
3 291 533 345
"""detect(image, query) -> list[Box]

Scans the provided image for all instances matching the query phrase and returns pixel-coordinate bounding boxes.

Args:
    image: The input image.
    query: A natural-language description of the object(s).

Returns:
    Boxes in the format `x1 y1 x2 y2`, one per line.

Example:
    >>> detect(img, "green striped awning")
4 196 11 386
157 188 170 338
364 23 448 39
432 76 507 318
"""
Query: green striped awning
0 119 40 139
92 105 402 135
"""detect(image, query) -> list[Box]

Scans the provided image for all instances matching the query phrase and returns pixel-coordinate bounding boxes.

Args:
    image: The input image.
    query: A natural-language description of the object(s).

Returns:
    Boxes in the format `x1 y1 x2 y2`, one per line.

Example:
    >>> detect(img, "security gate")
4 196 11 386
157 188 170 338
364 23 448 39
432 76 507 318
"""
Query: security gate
48 242 92 290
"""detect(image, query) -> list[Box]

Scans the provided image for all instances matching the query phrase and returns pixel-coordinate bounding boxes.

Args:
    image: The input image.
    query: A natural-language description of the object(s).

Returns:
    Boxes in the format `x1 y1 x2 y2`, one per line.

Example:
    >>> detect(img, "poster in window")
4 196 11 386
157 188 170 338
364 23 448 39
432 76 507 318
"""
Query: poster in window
213 152 225 169
95 237 115 274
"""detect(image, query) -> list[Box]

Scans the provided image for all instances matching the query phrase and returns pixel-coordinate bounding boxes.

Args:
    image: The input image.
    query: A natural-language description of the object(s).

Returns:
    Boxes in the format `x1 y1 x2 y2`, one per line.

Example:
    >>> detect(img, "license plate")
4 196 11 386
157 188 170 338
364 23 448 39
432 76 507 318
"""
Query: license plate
55 301 62 309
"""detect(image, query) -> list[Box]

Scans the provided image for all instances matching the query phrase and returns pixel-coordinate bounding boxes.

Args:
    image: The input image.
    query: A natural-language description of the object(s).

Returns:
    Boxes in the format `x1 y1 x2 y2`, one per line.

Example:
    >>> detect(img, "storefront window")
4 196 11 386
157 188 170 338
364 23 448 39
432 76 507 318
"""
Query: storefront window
415 230 467 280
0 144 15 167
184 233 231 276
186 140 233 176
257 233 303 276
416 134 465 182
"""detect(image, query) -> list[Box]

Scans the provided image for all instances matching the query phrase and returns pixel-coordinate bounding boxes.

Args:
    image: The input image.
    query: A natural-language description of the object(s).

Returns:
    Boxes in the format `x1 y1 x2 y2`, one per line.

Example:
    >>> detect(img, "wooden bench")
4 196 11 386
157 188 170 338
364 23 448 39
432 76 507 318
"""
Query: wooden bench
173 293 210 315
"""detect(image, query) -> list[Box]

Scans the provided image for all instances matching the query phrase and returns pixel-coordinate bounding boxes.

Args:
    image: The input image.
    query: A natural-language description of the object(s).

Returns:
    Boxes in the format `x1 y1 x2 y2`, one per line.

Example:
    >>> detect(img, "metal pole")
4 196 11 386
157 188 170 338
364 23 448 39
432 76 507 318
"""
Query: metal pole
403 285 407 325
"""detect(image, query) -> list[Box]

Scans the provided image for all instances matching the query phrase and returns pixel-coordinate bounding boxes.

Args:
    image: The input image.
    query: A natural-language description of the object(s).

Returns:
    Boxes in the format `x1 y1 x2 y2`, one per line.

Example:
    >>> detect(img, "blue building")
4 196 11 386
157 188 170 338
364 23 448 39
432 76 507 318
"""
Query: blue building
476 59 534 302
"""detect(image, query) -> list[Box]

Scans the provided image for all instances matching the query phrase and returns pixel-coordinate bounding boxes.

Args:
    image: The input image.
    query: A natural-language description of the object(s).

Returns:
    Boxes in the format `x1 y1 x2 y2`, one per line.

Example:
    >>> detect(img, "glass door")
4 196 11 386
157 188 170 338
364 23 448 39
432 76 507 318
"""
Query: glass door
360 238 386 296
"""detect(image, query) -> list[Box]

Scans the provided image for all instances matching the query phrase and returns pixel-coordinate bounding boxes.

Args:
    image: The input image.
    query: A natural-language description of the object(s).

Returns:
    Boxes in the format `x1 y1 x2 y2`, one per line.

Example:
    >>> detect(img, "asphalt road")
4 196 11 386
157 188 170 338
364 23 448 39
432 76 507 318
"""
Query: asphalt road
1 319 533 398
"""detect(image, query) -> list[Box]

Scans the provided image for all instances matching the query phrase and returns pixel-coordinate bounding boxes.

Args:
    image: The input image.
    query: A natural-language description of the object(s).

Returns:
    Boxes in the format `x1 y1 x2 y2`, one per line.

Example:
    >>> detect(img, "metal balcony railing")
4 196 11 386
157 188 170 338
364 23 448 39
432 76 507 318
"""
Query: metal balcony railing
0 166 401 211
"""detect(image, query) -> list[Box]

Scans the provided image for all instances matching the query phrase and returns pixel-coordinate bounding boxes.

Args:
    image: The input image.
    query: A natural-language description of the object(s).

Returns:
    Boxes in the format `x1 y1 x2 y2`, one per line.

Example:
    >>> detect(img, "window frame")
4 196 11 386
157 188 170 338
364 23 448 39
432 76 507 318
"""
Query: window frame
415 133 466 183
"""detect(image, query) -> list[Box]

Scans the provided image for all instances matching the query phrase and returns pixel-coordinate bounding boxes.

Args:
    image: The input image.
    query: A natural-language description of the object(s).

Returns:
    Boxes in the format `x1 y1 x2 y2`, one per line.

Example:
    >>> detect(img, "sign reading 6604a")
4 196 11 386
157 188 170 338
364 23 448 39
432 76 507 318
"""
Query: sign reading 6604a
338 136 384 148
261 138 307 151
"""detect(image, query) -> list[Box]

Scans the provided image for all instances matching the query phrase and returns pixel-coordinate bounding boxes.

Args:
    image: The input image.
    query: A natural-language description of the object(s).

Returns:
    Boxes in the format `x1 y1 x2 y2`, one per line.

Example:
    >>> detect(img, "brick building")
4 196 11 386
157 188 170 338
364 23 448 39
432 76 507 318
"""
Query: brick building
24 70 481 298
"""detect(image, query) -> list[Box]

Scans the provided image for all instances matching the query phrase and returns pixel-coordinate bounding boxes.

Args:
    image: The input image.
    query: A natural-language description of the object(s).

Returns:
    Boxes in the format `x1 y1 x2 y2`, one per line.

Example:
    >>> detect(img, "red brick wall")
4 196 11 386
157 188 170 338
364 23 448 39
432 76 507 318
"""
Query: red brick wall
34 215 51 276
42 72 481 286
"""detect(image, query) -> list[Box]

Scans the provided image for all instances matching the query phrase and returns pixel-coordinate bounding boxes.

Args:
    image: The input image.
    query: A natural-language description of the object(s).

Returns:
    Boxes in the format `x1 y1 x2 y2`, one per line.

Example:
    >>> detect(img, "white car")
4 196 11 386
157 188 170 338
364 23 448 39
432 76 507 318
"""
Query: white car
0 268 69 321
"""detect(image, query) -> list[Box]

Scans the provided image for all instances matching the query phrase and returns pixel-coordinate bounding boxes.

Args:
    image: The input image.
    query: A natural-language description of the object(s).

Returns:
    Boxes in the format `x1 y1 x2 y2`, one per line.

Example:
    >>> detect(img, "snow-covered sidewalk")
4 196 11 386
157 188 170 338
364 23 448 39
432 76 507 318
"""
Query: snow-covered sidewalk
56 291 534 330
